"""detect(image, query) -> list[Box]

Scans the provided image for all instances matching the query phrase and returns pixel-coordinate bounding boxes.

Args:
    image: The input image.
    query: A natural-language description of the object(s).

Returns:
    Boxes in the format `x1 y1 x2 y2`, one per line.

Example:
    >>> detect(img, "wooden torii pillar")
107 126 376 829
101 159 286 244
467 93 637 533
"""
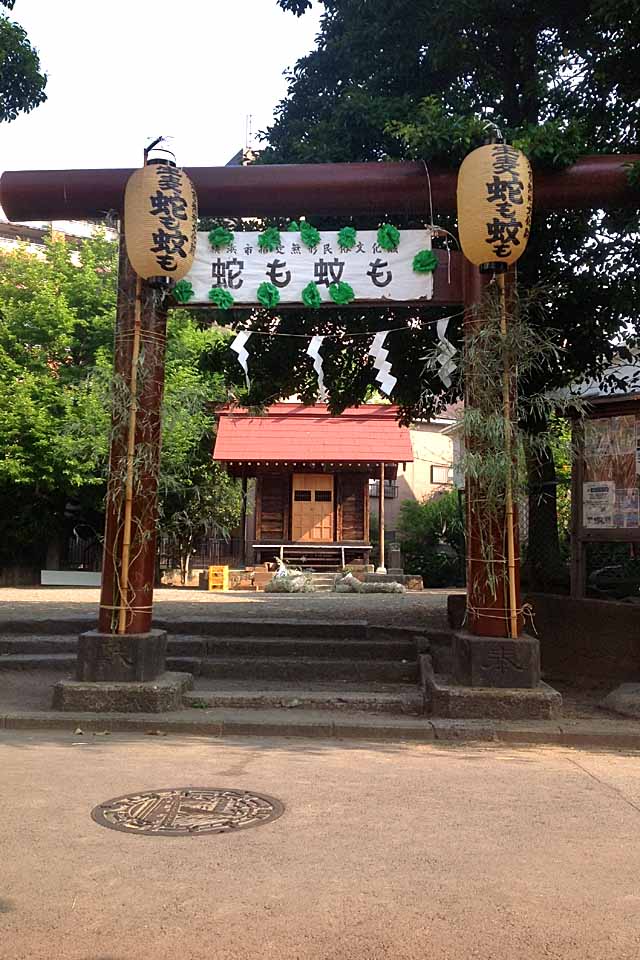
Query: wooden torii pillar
1 156 636 667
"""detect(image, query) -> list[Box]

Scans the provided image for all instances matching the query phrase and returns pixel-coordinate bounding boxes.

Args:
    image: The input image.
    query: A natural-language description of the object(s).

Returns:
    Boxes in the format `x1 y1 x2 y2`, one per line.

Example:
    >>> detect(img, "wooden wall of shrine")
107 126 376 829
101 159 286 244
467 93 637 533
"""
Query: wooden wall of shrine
254 471 370 544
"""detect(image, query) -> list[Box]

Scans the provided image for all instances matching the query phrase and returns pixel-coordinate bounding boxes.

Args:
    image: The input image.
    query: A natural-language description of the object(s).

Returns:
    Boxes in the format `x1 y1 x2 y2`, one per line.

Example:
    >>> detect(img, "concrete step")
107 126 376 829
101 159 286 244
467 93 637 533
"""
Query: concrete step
166 636 416 660
0 637 78 655
167 655 418 683
0 653 75 671
157 618 370 640
184 687 423 715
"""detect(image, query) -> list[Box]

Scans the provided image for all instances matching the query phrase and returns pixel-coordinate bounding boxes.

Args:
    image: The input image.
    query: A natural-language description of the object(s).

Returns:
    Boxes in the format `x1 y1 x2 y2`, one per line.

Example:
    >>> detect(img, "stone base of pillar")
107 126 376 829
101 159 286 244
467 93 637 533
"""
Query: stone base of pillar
420 628 562 721
452 630 541 689
420 654 561 720
76 629 167 683
52 672 193 713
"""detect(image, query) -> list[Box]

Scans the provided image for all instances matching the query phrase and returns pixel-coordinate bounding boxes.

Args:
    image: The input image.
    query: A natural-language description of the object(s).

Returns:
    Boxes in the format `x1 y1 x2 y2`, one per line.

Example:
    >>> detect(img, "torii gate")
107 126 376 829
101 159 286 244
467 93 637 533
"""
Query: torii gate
1 156 637 704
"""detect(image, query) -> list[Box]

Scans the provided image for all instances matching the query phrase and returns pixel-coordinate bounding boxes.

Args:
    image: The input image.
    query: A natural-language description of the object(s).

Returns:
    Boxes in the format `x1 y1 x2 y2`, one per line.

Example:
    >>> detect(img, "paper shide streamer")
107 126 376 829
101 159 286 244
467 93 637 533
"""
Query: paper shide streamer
435 317 457 388
368 331 397 396
230 330 252 390
307 335 329 402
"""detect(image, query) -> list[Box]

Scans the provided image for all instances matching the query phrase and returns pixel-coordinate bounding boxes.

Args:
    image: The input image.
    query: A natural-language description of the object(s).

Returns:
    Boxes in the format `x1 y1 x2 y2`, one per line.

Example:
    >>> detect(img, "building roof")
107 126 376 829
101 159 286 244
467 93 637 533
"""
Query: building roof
214 404 414 465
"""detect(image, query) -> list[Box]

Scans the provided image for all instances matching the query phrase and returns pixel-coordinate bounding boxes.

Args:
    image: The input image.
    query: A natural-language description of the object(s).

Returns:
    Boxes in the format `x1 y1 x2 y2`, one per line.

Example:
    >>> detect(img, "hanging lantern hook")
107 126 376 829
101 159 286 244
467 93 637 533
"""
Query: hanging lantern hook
143 136 176 166
481 120 504 144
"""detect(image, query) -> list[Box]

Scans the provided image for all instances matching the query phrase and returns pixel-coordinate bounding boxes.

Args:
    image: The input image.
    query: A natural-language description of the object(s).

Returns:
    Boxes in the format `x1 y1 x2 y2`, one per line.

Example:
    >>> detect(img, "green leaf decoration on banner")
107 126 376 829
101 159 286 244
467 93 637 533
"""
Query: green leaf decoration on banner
413 249 438 273
173 279 194 303
257 282 281 308
302 282 322 308
300 221 321 249
208 225 234 251
337 226 357 251
377 223 401 252
258 226 282 252
329 281 355 305
208 287 235 310
287 221 300 232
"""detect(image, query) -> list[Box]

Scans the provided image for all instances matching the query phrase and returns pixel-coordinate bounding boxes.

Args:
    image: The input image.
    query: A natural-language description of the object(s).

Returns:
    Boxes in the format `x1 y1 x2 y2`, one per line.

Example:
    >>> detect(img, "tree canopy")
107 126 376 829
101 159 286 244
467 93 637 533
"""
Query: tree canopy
0 236 240 567
209 0 639 421
0 0 47 122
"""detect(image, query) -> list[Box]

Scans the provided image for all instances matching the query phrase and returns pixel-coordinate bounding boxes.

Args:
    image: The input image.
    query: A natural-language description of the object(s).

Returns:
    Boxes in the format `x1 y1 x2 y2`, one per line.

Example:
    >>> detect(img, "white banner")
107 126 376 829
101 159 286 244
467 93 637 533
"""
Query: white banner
184 229 434 305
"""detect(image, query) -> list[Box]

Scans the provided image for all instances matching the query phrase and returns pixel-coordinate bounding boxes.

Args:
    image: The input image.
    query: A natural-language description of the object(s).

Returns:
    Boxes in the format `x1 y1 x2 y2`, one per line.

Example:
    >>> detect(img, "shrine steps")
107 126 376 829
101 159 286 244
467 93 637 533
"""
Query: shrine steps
281 545 343 571
168 655 417 684
184 681 423 716
0 620 426 714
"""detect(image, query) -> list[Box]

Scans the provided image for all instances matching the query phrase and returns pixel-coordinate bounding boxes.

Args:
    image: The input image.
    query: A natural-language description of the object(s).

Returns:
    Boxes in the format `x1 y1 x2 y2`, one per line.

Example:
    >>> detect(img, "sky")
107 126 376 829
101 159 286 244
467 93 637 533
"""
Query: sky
0 0 320 176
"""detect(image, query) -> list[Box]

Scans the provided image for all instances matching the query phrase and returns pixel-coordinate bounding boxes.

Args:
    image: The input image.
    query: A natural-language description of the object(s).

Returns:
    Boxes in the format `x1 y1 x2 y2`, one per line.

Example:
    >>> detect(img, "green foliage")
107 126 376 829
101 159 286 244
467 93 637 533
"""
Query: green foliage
0 237 239 566
300 222 321 249
376 223 400 252
302 282 322 308
413 249 438 274
337 226 357 251
173 279 194 304
208 287 235 309
0 2 47 122
257 281 281 308
329 281 354 305
627 160 640 190
257 226 282 253
547 417 572 542
257 0 640 419
398 491 465 586
385 98 487 166
208 225 234 251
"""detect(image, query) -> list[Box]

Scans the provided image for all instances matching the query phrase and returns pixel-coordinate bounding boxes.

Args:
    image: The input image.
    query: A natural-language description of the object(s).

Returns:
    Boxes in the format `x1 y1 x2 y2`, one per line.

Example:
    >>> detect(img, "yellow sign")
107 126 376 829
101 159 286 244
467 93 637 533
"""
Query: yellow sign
208 565 229 592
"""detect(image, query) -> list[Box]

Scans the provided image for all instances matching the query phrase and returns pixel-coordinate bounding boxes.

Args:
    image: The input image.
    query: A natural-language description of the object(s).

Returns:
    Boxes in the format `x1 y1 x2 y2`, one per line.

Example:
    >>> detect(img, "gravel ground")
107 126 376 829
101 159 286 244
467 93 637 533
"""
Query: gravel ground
0 586 461 628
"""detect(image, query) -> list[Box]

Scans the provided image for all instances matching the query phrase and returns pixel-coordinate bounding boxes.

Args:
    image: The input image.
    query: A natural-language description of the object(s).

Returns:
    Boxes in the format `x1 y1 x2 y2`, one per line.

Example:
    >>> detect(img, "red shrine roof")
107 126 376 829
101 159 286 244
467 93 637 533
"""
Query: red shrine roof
214 404 413 464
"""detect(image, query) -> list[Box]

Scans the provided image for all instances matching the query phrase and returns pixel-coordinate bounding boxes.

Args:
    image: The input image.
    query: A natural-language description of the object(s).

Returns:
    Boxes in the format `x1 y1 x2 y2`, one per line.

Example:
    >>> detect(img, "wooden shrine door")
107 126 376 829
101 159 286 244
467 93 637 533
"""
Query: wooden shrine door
291 474 334 542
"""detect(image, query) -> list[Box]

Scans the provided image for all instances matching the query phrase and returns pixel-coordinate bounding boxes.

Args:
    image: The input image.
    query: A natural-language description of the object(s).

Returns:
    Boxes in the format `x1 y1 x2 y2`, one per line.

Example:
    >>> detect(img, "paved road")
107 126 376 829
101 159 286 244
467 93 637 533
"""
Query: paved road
1 732 639 960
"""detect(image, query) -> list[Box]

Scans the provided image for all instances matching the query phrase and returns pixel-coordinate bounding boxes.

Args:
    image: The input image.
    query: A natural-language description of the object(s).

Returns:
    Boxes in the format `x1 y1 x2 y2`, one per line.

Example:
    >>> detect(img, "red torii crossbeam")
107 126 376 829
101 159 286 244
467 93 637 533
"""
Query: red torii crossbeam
1 156 637 220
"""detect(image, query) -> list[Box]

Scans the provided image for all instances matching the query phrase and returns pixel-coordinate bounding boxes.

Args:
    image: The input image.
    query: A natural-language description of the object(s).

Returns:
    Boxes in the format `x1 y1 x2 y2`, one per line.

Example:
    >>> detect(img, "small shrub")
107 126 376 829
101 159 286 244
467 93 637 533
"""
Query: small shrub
398 491 465 587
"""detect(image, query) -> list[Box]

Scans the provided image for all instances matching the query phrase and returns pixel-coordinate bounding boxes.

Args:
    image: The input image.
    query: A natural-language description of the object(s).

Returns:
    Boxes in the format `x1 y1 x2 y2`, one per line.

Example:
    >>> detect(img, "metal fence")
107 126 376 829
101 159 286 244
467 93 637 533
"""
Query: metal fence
584 540 640 601
368 480 399 499
64 534 244 573
65 534 102 571
157 535 244 570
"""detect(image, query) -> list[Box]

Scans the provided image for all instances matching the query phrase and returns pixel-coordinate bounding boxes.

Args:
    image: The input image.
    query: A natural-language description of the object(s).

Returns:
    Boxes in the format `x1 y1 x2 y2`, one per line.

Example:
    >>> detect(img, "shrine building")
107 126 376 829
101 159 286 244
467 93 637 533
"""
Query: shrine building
213 404 413 569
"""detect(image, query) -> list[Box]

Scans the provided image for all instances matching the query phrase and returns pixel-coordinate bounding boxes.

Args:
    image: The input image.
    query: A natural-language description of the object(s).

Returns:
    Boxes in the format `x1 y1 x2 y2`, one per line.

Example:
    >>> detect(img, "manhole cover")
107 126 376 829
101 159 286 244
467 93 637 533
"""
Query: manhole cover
91 787 284 837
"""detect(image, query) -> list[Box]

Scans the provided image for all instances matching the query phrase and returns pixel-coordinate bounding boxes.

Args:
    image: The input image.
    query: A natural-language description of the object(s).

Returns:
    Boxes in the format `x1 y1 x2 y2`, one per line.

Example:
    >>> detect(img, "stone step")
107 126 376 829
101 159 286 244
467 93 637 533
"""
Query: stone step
184 687 423 715
0 634 418 660
0 653 75 671
0 637 78 655
156 618 371 640
167 636 416 660
167 655 418 683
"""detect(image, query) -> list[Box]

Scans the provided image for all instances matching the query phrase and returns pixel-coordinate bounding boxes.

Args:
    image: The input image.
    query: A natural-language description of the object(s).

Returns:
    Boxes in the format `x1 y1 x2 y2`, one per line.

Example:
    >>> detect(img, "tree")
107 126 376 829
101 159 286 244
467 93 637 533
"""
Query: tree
0 1 47 122
260 0 639 410
157 310 243 582
217 0 640 584
0 236 241 569
0 236 116 565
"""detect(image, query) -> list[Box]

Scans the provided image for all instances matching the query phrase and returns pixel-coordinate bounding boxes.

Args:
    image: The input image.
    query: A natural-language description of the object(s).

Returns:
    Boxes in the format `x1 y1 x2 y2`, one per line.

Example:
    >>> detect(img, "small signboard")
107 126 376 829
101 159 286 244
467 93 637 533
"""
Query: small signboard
183 230 435 306
582 414 640 529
